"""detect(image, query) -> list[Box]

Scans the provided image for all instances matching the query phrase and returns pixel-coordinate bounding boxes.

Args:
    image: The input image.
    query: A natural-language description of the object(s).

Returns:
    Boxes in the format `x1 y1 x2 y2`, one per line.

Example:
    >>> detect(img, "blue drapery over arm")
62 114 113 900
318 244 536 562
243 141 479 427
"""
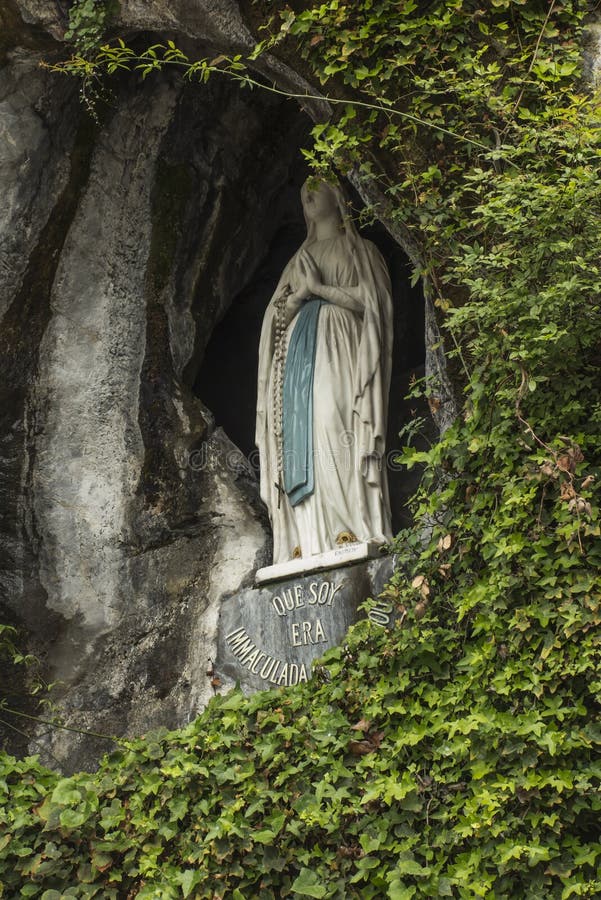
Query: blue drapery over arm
282 297 328 507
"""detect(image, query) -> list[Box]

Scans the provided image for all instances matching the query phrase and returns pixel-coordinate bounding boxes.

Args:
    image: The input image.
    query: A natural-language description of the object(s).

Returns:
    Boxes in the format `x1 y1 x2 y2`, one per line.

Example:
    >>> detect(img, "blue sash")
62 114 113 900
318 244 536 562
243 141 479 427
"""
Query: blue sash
282 297 328 507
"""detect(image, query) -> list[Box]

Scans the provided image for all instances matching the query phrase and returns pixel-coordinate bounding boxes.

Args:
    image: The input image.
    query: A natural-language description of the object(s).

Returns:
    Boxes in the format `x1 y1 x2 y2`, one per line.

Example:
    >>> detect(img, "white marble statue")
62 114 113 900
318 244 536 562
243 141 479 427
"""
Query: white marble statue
256 178 393 565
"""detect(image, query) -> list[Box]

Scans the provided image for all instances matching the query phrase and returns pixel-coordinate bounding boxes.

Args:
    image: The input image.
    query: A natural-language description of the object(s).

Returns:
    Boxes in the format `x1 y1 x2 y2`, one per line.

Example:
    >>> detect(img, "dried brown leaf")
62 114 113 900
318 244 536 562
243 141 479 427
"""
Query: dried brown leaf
349 739 374 756
351 718 371 732
557 454 574 473
560 482 577 501
412 574 430 598
569 497 592 517
349 729 385 756
370 730 385 749
437 533 453 552
415 600 429 619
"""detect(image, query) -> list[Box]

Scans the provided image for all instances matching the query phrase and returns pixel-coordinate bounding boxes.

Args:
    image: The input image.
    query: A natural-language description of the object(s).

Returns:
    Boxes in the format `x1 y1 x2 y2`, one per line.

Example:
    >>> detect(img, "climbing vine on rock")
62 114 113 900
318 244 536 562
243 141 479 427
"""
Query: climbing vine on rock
2 1 600 897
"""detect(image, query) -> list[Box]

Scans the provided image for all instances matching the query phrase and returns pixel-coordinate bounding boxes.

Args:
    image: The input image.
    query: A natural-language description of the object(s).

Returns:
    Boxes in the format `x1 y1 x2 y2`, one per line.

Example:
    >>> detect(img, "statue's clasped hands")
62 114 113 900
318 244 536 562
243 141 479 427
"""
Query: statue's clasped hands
287 249 323 306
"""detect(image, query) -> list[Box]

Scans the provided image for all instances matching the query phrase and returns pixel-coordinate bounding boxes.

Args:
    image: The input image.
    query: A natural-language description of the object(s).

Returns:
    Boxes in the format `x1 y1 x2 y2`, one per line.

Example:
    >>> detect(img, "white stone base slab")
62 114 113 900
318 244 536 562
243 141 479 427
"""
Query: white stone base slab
255 541 386 585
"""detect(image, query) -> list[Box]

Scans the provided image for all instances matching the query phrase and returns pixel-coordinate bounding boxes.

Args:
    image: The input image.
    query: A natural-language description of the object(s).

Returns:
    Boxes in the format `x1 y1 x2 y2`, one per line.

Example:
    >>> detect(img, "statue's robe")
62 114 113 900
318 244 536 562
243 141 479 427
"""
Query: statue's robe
256 231 393 565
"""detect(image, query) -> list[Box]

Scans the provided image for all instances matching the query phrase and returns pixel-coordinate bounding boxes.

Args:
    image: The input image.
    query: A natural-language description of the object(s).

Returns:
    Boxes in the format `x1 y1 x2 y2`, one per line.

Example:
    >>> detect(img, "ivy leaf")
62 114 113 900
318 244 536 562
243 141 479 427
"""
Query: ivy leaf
59 808 86 829
291 867 328 897
177 869 201 897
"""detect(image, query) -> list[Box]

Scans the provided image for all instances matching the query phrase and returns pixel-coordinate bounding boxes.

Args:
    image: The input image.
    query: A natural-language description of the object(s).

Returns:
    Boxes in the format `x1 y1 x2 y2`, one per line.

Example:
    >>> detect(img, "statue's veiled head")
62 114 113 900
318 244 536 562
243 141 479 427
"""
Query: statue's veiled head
300 177 359 247
300 178 341 225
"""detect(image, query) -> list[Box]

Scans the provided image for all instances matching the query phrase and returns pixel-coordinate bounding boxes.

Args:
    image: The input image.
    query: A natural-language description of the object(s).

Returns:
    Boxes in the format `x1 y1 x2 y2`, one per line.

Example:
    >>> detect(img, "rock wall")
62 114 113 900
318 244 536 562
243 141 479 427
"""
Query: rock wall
0 52 83 640
584 15 601 87
0 4 313 768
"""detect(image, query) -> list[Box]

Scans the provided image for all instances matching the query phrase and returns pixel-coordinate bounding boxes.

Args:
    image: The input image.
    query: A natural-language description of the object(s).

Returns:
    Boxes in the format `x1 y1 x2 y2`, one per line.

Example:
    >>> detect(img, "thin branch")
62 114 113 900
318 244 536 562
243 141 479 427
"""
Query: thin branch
0 715 64 769
509 0 558 120
214 68 494 154
514 365 555 456
43 48 507 158
3 706 124 744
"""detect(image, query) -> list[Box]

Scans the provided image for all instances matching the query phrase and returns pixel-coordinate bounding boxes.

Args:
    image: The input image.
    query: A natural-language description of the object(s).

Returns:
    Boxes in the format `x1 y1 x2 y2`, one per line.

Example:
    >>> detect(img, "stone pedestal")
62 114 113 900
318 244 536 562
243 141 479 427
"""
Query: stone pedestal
255 541 384 585
216 555 393 692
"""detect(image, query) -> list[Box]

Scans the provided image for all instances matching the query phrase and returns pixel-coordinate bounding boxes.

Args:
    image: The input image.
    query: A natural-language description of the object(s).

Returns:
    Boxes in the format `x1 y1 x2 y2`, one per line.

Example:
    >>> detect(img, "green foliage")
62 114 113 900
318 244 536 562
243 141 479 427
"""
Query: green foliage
7 1 600 896
0 625 47 715
0 591 598 896
64 0 115 55
0 624 34 673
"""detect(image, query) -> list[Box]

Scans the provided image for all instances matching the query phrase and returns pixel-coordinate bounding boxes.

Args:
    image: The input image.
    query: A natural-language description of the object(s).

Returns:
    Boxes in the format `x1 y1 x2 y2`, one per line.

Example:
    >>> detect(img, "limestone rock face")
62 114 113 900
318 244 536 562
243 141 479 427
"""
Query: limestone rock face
583 15 601 87
0 53 80 626
15 0 254 47
0 12 310 768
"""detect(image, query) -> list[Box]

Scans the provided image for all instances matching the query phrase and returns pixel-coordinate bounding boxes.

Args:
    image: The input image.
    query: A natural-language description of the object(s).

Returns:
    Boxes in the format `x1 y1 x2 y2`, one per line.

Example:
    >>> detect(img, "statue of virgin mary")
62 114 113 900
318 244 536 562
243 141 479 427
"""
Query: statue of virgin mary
256 178 393 565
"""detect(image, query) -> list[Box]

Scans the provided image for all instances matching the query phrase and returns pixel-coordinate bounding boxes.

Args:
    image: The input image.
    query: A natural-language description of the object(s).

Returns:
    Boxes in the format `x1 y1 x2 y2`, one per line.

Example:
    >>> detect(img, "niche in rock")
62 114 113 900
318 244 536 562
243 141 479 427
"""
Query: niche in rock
195 187 427 535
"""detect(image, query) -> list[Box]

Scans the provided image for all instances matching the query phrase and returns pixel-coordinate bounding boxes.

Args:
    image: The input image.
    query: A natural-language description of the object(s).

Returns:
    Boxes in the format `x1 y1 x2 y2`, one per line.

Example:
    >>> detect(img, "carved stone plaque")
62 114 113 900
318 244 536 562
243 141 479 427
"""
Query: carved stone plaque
216 556 393 692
